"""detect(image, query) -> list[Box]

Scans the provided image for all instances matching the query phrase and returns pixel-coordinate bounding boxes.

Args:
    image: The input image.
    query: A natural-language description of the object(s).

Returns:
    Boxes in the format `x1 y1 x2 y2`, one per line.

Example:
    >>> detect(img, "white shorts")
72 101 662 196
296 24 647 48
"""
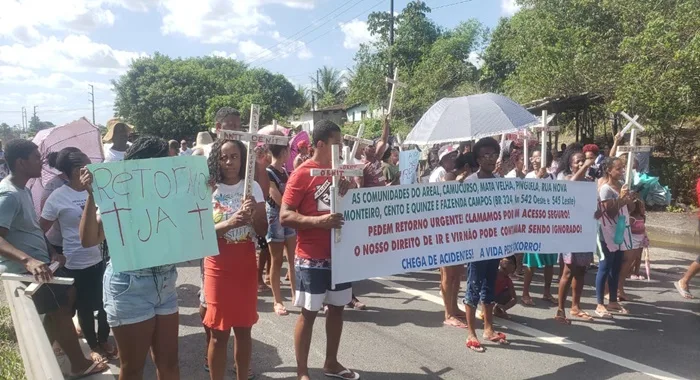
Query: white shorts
294 260 352 312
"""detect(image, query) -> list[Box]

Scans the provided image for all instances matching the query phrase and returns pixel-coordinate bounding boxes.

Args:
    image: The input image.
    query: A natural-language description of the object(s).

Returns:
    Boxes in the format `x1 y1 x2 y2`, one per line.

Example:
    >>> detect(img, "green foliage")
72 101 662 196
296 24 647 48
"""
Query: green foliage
310 66 346 107
0 305 25 380
347 3 485 125
113 53 303 139
0 123 20 143
28 116 54 133
340 119 413 143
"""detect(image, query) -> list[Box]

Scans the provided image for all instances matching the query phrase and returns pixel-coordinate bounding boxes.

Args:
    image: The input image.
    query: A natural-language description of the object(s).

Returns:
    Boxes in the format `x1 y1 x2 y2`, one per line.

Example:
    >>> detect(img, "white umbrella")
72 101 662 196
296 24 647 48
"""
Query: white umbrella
404 93 538 145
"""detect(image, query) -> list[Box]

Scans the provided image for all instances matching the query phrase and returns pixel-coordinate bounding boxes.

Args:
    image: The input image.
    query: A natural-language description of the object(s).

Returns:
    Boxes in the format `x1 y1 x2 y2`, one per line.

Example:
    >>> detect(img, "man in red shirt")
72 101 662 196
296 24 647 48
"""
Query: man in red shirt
281 120 360 380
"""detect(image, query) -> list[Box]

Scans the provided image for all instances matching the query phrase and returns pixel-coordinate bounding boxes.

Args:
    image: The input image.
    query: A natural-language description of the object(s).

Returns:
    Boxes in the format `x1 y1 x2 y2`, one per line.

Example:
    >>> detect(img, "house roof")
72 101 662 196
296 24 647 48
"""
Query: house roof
315 104 346 112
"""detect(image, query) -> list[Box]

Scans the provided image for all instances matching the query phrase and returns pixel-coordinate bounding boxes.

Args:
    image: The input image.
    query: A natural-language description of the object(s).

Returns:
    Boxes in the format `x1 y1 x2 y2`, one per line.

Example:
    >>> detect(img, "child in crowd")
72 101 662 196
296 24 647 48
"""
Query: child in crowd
629 198 649 280
477 257 517 320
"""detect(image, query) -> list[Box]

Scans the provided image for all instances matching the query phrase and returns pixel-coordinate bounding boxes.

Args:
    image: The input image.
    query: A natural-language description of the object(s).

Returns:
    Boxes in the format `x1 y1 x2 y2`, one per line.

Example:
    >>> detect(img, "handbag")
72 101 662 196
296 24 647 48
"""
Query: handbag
614 214 627 245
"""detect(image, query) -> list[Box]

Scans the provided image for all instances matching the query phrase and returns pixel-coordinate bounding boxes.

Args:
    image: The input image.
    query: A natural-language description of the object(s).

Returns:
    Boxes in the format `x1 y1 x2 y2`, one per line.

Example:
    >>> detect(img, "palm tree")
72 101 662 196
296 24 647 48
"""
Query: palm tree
310 66 346 108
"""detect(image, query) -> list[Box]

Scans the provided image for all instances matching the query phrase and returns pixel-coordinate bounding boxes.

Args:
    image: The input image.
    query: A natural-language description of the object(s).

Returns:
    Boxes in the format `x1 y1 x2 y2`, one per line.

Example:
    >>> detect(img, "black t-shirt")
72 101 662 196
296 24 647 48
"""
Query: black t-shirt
266 166 289 208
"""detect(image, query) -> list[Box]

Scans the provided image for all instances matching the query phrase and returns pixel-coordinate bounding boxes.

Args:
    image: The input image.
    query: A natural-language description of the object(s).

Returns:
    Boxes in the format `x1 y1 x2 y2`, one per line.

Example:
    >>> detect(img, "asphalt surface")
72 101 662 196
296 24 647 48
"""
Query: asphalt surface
70 245 699 380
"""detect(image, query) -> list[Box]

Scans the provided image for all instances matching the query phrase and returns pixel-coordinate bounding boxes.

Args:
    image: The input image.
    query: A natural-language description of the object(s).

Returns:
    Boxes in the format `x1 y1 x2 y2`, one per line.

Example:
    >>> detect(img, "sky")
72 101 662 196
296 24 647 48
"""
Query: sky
0 0 520 129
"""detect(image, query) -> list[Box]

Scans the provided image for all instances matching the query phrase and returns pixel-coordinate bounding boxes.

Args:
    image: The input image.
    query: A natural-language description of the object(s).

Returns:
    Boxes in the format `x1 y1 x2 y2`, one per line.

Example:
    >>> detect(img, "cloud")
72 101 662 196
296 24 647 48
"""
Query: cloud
238 40 273 61
0 0 118 42
501 0 521 16
339 19 376 50
0 35 146 75
210 50 238 59
159 0 317 44
239 32 313 63
0 66 111 92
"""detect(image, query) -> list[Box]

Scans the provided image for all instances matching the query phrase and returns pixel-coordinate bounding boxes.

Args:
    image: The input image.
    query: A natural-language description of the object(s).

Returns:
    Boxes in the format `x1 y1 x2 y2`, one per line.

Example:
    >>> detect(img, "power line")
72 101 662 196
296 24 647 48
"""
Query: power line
432 0 473 10
244 0 366 64
253 0 385 67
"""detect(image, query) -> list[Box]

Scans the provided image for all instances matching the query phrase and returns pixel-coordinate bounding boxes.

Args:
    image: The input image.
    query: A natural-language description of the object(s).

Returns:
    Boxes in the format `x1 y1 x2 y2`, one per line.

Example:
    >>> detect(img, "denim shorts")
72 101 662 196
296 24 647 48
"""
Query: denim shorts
266 204 296 243
103 261 179 327
464 259 500 307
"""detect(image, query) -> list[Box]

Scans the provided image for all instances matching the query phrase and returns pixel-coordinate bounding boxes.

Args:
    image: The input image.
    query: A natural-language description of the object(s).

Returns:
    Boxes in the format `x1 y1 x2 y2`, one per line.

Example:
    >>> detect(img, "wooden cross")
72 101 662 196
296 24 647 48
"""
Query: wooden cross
345 123 373 162
218 104 290 198
1 262 74 296
395 133 403 152
530 110 559 171
618 111 651 185
385 68 406 119
309 144 363 243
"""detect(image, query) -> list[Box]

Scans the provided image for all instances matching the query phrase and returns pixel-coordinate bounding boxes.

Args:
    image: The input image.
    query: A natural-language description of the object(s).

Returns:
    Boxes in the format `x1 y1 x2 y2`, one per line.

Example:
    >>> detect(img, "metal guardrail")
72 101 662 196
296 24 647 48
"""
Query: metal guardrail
2 280 64 380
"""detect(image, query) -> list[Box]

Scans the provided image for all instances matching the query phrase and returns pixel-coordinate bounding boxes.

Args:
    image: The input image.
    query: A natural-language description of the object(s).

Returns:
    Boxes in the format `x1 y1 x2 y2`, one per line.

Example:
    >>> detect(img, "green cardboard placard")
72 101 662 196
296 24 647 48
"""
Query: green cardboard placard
87 156 218 272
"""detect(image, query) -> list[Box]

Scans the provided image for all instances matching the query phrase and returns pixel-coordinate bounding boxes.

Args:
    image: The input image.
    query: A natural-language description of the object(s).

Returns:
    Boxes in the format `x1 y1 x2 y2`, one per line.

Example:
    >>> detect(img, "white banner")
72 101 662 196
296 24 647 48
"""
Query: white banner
331 178 598 285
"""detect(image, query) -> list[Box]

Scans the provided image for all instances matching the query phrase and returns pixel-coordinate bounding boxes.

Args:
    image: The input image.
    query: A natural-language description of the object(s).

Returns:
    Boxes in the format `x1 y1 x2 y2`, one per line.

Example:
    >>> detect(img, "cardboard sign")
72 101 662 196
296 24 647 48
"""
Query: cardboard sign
399 150 420 185
331 178 597 285
87 156 218 272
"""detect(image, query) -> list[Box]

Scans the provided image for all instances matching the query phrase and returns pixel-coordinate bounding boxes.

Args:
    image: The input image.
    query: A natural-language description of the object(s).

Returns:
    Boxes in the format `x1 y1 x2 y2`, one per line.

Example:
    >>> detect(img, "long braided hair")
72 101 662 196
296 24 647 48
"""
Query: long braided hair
207 138 247 187
124 136 169 160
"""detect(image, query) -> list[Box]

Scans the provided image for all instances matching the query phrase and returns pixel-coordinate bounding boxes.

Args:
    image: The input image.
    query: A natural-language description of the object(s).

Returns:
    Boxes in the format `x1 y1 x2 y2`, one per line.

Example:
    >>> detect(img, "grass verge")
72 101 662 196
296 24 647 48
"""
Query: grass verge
0 304 26 380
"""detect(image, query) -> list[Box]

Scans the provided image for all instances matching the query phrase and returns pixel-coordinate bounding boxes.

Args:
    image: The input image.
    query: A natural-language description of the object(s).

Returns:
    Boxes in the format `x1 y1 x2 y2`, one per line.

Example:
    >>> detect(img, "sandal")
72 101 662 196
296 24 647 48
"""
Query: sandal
68 354 108 379
274 303 289 316
570 310 594 321
466 338 485 353
675 281 694 299
324 368 360 379
541 295 557 304
485 332 509 345
521 296 536 306
594 309 613 319
443 316 468 329
347 298 366 310
554 310 571 325
257 283 267 293
98 342 119 360
608 306 629 315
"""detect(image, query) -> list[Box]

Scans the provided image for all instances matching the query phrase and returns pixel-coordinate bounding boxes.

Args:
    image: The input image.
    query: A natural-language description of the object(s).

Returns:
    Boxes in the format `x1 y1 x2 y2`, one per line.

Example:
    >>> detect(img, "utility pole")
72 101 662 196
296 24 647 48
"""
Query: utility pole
88 84 95 124
21 107 26 131
313 69 320 111
388 0 395 94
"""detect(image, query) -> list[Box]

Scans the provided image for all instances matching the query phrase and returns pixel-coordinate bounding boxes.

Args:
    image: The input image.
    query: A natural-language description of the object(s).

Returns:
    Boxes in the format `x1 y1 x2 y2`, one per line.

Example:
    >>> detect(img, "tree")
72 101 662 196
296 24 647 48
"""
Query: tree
28 116 55 133
347 2 485 127
0 123 19 143
310 66 346 108
113 53 303 139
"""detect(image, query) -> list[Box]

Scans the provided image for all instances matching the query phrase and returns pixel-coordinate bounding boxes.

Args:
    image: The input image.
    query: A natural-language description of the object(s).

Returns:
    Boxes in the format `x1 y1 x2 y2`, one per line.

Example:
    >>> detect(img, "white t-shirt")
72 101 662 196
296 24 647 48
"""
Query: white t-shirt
466 171 501 180
41 186 102 270
212 180 264 244
429 166 447 183
103 142 132 163
41 175 69 246
179 148 193 156
505 169 518 178
526 170 555 180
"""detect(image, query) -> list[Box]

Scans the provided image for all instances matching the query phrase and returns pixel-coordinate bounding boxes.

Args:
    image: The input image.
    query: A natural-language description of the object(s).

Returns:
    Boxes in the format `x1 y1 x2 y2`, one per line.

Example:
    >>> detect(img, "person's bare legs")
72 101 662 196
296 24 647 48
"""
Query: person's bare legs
112 318 157 380
482 303 497 338
150 313 180 380
285 236 297 303
258 246 270 287
200 305 211 365
556 264 573 321
233 327 252 380
208 328 230 380
45 306 98 374
618 249 639 299
269 241 287 314
522 266 535 304
450 266 463 317
543 265 555 299
295 308 317 380
678 260 700 294
323 305 352 375
440 267 453 319
570 267 586 313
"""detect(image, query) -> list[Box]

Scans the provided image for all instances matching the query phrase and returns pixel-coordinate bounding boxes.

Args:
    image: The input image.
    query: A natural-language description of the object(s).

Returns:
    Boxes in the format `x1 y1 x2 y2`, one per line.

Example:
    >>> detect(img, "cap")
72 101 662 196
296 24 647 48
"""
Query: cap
438 144 459 162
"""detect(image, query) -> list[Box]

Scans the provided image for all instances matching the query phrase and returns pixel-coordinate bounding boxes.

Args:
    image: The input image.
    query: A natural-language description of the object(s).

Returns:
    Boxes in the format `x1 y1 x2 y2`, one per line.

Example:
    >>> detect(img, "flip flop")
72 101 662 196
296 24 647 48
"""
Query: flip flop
608 306 629 315
466 339 485 353
675 281 694 299
594 309 613 319
485 332 509 345
324 368 360 379
521 296 536 306
68 356 108 379
541 295 557 304
570 310 594 321
274 303 289 316
443 317 468 329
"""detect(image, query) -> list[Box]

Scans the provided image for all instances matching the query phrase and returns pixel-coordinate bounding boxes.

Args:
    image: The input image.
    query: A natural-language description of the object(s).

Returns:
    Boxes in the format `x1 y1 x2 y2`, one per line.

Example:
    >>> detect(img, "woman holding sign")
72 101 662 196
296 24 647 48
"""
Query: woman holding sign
554 144 596 324
40 148 117 359
80 137 180 380
205 138 267 380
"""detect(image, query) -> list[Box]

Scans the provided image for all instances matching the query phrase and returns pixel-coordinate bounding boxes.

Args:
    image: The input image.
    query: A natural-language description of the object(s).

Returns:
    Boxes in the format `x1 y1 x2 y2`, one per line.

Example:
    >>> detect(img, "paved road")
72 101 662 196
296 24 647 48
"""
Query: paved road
77 246 700 379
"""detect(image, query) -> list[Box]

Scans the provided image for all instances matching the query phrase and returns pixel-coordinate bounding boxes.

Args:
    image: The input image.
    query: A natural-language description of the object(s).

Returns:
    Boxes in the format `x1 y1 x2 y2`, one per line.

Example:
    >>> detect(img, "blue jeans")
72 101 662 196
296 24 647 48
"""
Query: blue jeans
596 238 624 304
464 259 500 307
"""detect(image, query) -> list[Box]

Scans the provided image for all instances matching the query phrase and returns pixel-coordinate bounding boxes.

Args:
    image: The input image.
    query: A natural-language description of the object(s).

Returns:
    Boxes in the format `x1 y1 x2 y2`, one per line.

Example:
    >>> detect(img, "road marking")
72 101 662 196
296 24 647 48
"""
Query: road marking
372 277 688 380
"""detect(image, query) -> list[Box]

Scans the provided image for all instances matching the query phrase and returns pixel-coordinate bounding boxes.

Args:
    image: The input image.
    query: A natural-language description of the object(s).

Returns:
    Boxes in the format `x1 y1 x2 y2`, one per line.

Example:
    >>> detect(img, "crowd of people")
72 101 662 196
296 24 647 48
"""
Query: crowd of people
0 109 698 379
